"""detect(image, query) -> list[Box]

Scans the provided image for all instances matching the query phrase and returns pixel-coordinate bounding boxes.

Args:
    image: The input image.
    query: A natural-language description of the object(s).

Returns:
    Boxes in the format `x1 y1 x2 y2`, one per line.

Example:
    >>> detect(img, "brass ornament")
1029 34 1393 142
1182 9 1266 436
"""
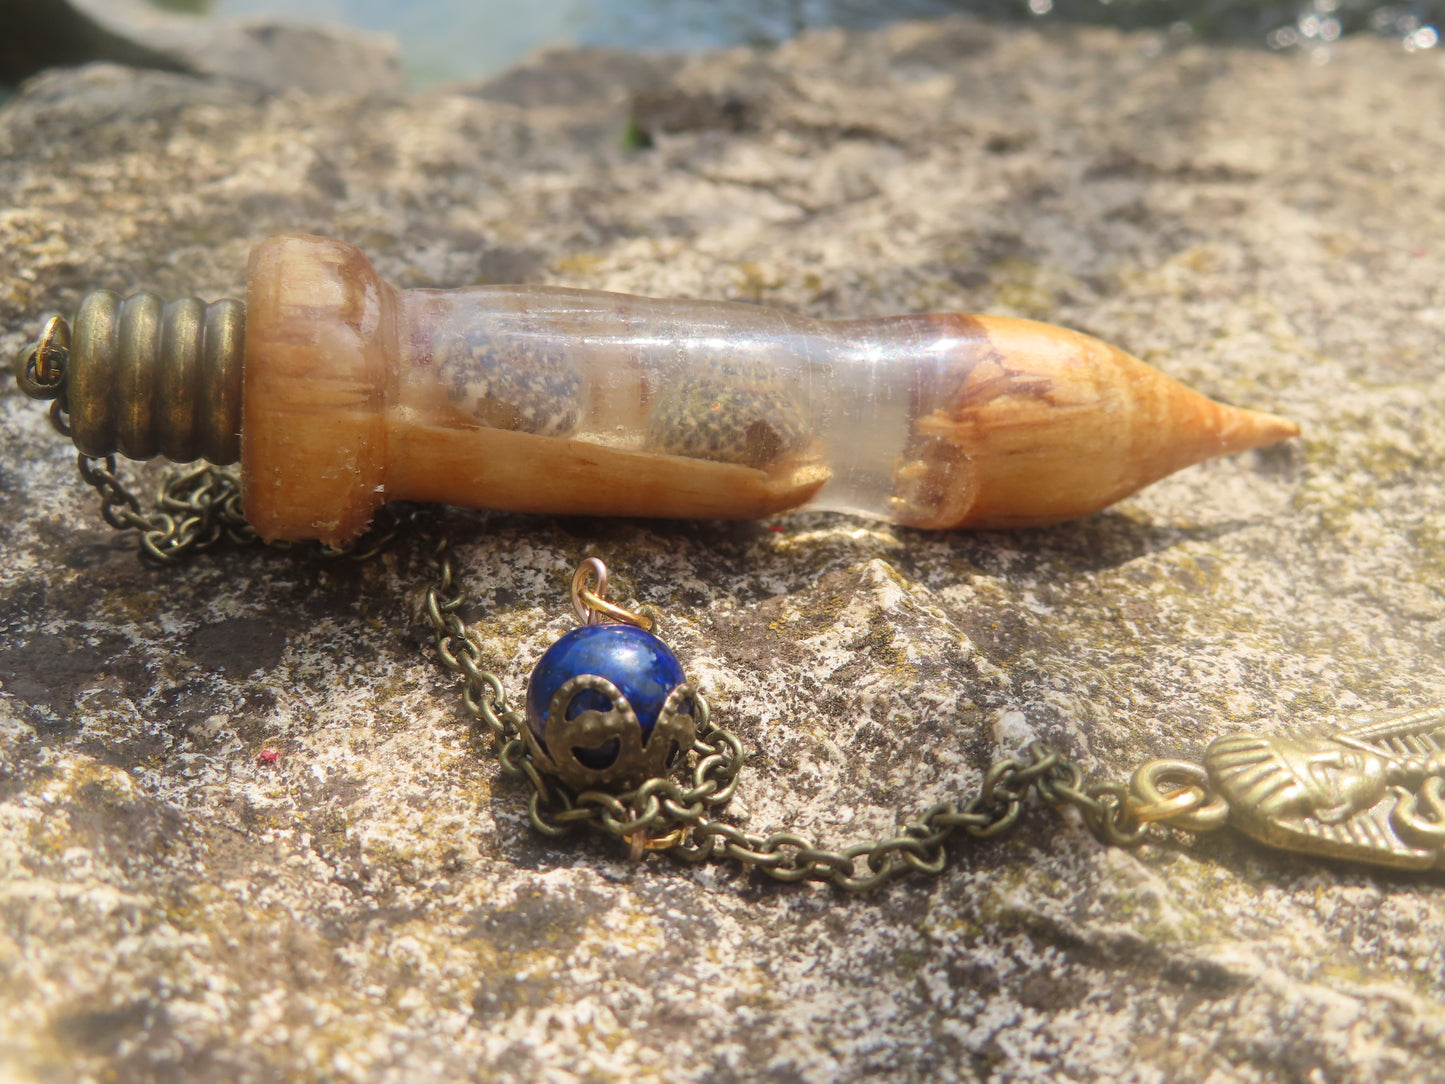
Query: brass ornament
1204 708 1445 869
65 290 245 464
523 677 698 792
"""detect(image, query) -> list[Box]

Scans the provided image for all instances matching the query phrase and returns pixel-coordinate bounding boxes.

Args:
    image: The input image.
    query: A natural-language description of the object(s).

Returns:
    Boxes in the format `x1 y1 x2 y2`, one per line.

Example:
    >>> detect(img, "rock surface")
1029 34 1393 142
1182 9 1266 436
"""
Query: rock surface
2 20 1444 1084
0 0 402 94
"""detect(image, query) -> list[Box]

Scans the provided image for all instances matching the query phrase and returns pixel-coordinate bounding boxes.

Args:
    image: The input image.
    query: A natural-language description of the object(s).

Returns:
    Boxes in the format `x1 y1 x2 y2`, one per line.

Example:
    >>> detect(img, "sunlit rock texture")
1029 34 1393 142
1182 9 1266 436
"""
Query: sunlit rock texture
1 19 1443 1084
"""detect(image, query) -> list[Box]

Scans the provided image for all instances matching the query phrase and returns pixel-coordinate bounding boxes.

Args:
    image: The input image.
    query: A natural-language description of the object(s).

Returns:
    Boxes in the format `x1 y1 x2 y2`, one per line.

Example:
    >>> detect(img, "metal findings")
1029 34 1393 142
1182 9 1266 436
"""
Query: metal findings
44 291 246 465
525 561 695 790
1204 707 1445 869
1072 708 1445 871
14 315 73 435
571 557 655 631
15 315 69 398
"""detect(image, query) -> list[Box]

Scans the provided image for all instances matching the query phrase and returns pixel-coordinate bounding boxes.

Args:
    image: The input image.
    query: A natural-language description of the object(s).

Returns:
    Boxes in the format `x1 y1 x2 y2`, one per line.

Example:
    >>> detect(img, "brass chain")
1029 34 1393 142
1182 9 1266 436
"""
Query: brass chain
55 466 1231 888
18 318 1231 889
71 455 414 562
420 541 1226 889
77 456 259 561
16 320 255 561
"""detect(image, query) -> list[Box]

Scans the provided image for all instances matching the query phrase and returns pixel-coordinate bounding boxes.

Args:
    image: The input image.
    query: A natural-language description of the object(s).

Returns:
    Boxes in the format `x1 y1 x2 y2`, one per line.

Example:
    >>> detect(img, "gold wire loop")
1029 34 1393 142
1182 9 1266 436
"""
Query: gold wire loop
572 557 609 623
571 557 654 631
630 827 687 856
34 316 68 385
1129 785 1207 825
16 315 70 400
1127 759 1230 833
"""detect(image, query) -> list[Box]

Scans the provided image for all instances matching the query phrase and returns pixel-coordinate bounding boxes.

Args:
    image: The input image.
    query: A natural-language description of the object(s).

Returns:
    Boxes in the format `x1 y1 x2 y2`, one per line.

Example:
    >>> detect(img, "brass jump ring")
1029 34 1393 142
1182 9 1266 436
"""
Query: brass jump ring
572 557 610 623
571 558 653 631
34 316 68 384
1128 759 1230 832
1127 785 1206 825
16 315 70 399
631 827 686 852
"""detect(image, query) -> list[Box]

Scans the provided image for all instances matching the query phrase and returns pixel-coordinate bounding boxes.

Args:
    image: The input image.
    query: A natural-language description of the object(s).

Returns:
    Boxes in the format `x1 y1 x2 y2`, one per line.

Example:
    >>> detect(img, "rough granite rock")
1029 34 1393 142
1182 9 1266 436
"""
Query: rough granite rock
1 20 1444 1084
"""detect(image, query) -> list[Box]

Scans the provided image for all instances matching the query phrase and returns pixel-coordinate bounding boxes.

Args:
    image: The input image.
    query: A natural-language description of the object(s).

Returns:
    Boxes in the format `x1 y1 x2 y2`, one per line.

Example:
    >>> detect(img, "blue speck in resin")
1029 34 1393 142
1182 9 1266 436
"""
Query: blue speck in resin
525 623 687 744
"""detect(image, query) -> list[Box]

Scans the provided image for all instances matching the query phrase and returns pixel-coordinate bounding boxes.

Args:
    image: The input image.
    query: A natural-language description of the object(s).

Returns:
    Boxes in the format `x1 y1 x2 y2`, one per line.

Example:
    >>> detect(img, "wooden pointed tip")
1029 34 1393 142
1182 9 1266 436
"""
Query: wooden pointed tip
1269 412 1302 440
1215 404 1301 455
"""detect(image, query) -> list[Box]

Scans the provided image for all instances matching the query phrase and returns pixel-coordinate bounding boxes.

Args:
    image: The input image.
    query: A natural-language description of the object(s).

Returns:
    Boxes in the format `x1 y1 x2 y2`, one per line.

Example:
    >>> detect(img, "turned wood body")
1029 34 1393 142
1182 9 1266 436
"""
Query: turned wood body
241 234 1298 545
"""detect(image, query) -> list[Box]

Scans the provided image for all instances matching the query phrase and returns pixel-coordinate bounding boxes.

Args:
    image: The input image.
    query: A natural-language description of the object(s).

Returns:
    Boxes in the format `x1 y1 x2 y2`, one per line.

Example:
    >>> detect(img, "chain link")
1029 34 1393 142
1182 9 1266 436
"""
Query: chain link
72 455 418 563
76 455 259 561
418 542 1230 889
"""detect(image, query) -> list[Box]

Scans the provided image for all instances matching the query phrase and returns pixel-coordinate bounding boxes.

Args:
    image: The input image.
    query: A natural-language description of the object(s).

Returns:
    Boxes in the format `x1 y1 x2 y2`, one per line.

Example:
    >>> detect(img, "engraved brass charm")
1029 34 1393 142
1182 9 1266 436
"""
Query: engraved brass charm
523 677 697 791
1205 708 1445 869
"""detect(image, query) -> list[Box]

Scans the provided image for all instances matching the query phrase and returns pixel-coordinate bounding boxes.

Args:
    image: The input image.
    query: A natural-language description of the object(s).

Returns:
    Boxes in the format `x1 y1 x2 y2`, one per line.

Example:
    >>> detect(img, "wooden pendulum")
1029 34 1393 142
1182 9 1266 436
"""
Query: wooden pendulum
16 234 1299 545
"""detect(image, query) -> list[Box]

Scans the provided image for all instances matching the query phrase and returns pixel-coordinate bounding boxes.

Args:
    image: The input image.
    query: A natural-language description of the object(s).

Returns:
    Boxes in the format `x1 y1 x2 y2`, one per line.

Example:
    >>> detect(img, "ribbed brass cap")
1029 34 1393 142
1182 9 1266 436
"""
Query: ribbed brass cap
67 290 245 465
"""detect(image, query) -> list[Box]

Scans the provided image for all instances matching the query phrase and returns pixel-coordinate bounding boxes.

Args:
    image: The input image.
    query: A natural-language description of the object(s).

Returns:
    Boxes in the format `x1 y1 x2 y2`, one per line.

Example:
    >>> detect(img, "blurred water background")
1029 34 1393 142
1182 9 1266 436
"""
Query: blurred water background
150 0 1440 86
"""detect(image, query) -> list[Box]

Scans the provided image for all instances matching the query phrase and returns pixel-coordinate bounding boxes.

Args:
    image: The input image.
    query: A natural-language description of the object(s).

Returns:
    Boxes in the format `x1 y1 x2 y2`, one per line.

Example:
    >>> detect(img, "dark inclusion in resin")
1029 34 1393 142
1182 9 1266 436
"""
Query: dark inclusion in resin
438 326 583 436
644 359 811 468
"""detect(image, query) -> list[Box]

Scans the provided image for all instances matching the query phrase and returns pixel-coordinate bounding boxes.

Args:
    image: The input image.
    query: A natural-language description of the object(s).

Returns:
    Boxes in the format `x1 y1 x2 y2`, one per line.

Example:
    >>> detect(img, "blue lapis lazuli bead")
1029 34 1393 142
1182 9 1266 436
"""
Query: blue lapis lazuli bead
524 623 687 744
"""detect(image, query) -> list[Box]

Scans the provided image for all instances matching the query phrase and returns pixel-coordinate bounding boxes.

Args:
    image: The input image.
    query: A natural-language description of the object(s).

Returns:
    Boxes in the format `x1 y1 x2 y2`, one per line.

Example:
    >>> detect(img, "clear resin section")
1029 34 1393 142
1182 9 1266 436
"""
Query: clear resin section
395 287 963 524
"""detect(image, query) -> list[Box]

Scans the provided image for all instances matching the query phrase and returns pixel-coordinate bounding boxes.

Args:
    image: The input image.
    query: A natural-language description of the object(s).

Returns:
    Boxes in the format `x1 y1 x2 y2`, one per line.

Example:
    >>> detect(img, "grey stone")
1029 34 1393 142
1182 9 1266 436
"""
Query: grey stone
1 18 1444 1084
0 63 262 151
0 0 402 94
